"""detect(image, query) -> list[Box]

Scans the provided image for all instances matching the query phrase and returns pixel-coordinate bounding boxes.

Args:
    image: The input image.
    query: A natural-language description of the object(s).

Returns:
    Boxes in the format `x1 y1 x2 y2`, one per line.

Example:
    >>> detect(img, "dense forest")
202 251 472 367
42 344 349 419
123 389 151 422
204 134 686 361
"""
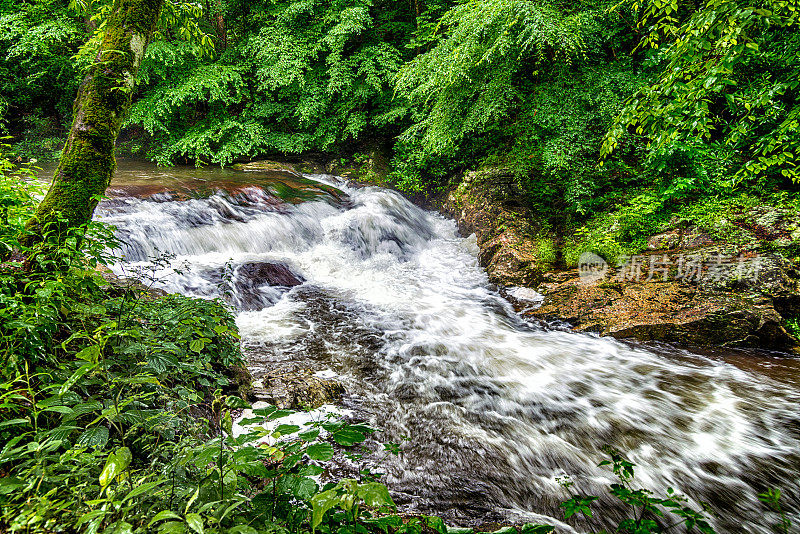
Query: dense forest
4 0 800 239
1 0 800 532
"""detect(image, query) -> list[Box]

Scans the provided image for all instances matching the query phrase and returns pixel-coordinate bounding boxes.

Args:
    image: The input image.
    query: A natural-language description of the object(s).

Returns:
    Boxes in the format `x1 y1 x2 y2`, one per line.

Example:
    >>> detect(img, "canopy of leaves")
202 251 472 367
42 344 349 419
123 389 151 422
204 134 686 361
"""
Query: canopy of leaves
603 0 800 188
128 0 415 164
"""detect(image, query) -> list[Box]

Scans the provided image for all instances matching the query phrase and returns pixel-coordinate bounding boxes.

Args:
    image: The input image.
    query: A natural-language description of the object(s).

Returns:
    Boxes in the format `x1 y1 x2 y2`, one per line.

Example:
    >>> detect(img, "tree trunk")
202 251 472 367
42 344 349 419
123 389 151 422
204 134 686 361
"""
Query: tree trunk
23 0 164 246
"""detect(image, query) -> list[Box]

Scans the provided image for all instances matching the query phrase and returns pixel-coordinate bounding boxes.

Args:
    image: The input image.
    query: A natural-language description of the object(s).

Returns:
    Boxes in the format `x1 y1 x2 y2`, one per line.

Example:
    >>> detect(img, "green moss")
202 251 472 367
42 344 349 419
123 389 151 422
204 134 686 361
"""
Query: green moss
787 317 800 339
23 0 165 245
536 237 557 267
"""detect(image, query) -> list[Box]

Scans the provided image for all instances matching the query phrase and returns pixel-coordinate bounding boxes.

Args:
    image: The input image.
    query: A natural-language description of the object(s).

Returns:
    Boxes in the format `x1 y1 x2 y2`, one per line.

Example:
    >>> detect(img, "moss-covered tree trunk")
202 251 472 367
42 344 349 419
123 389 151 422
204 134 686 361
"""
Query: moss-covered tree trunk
23 0 164 245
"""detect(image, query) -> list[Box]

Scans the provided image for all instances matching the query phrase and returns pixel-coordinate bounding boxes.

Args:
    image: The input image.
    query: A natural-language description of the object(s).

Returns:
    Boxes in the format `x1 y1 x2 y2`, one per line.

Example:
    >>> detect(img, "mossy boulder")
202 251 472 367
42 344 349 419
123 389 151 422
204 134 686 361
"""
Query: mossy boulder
442 167 552 287
250 368 344 410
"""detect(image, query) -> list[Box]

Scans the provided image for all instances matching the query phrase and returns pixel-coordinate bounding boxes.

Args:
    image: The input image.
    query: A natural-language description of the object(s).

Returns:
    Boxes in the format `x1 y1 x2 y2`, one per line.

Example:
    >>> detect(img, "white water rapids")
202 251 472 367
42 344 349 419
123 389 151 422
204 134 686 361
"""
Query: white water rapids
96 167 800 533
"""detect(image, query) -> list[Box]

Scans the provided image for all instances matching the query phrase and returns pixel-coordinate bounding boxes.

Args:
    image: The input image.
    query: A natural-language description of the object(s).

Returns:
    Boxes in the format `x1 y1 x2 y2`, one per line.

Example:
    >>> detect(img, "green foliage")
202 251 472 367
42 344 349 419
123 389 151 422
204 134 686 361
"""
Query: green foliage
560 448 716 533
126 0 414 165
758 487 792 534
394 0 585 160
786 317 800 340
0 0 84 152
563 189 668 266
603 0 800 188
563 188 800 266
536 238 557 267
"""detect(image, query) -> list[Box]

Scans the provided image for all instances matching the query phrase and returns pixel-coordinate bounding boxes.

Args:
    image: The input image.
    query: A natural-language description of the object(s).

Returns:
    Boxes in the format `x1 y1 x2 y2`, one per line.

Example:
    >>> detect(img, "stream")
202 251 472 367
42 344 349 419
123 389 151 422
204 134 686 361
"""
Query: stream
45 160 800 532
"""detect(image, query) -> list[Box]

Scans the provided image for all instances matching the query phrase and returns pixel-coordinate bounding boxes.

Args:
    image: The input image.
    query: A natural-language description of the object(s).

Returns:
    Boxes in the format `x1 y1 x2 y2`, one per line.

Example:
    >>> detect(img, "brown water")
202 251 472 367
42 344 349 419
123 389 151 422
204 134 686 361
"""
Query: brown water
35 158 342 202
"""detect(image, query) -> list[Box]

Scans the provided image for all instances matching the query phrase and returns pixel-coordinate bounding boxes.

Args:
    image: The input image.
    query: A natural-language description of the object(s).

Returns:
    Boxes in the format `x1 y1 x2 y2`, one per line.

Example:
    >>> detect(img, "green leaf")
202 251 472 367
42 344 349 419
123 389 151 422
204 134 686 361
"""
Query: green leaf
424 516 447 534
0 477 25 494
298 428 321 441
146 352 179 373
311 489 344 531
100 446 132 488
222 410 233 436
0 418 30 429
106 520 134 534
306 442 334 461
42 405 74 414
60 362 98 394
272 424 300 437
185 513 204 534
77 509 106 526
356 482 395 509
77 426 109 449
282 474 319 501
185 487 199 515
123 481 163 502
189 339 205 353
76 344 101 362
331 428 366 447
148 510 183 527
158 521 187 534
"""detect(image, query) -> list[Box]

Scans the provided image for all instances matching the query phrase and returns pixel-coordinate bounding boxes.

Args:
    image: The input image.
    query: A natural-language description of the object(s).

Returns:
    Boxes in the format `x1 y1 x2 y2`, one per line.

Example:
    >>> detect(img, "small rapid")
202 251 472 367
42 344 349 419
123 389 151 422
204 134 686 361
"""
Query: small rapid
97 166 800 533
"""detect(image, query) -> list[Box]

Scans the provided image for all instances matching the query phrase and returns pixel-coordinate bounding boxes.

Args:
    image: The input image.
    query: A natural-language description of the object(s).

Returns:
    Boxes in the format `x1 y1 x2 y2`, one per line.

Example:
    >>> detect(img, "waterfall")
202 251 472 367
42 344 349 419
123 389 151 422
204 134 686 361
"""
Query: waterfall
99 168 800 533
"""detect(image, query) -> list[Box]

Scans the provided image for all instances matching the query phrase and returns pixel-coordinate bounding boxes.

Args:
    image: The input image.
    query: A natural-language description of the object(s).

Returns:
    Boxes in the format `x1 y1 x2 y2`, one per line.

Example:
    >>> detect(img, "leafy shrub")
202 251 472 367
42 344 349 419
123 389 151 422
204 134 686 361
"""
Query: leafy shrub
560 447 716 533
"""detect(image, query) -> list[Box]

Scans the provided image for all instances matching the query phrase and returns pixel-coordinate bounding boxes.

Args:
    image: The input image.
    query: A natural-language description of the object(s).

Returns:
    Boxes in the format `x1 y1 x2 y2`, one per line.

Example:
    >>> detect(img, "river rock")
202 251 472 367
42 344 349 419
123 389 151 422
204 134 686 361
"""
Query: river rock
232 261 305 311
236 261 304 288
250 368 344 409
526 267 798 350
441 167 550 287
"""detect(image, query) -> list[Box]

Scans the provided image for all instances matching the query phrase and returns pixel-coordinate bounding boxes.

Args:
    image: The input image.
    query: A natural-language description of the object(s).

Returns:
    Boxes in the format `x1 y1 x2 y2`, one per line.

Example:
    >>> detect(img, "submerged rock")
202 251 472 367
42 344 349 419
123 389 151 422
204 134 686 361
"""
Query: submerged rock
231 160 302 176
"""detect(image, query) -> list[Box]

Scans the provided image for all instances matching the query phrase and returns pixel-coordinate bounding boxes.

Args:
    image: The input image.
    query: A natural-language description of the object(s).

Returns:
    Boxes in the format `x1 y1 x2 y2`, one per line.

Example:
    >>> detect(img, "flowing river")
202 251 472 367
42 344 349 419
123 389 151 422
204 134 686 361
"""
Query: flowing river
49 160 800 532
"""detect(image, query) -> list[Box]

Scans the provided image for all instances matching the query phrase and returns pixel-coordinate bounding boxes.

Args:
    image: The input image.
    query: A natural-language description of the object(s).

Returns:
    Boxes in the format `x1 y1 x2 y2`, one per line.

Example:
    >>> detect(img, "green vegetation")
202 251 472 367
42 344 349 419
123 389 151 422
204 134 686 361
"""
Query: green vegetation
2 0 800 530
6 0 797 264
559 447 716 534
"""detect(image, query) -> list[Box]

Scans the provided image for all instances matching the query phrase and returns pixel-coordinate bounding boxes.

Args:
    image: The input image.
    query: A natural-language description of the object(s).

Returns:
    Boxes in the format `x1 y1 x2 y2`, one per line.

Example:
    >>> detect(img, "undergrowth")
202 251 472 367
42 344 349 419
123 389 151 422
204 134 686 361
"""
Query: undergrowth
562 189 800 267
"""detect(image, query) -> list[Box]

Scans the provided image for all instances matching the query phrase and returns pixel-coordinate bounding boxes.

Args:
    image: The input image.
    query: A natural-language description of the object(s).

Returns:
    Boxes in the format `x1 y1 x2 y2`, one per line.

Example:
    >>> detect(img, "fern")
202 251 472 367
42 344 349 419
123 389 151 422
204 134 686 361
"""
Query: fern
395 0 586 157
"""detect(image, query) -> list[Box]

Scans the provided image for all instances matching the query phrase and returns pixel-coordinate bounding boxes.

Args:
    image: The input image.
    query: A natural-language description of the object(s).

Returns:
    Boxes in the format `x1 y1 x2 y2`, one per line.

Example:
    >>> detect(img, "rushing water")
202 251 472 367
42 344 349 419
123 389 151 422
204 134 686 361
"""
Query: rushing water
74 160 800 533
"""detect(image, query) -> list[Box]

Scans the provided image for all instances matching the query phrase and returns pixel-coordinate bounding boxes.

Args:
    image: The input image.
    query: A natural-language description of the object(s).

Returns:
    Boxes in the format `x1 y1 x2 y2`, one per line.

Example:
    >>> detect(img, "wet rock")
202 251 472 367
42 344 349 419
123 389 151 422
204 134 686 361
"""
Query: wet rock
232 262 305 311
525 251 800 352
441 168 549 287
237 261 304 288
250 368 344 410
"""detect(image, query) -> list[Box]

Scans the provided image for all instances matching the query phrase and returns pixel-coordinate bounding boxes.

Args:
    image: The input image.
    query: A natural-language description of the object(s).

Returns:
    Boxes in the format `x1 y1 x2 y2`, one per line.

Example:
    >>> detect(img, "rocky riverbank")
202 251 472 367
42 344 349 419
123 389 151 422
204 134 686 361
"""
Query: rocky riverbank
438 167 800 353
